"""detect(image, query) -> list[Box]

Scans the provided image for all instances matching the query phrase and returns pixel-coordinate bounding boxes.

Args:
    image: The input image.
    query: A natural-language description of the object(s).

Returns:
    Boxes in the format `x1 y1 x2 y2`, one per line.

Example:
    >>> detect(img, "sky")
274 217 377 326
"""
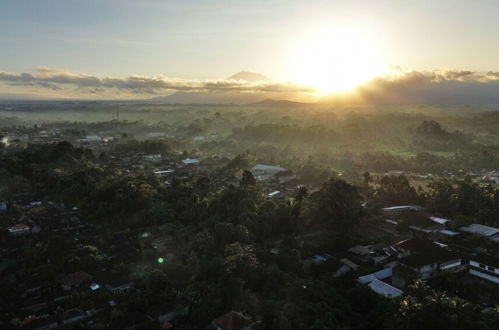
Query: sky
1 0 499 101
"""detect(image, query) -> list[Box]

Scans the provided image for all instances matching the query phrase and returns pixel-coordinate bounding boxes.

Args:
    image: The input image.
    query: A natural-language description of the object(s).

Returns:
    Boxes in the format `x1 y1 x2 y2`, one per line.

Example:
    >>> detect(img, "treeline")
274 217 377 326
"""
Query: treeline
353 149 498 173
232 123 337 144
425 178 499 226
413 120 471 151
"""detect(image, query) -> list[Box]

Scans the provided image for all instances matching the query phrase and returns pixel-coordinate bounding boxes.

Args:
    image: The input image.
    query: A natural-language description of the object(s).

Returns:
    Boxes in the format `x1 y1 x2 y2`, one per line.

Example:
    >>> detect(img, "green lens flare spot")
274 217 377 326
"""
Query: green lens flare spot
157 257 164 264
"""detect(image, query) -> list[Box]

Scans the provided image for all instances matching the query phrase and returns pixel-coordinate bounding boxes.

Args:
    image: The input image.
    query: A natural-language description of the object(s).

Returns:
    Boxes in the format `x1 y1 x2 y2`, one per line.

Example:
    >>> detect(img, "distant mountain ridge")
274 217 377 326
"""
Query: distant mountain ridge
250 98 310 107
149 71 272 104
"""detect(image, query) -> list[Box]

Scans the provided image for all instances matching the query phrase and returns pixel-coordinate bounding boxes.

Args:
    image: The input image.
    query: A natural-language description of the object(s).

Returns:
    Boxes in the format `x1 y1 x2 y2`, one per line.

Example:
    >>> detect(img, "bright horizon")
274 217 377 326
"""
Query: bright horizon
1 0 499 101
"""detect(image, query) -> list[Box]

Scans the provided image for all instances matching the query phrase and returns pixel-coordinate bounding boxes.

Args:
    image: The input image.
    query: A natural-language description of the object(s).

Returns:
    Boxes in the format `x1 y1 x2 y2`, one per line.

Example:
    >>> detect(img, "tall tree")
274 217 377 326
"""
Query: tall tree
307 179 362 232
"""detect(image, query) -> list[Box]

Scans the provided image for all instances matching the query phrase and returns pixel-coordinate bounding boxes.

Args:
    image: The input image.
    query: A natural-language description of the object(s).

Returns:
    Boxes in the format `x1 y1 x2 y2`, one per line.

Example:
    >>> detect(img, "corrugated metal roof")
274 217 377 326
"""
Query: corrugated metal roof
357 268 393 285
383 205 424 212
488 234 499 243
251 164 286 172
459 224 499 237
367 279 403 298
439 229 460 236
429 216 449 224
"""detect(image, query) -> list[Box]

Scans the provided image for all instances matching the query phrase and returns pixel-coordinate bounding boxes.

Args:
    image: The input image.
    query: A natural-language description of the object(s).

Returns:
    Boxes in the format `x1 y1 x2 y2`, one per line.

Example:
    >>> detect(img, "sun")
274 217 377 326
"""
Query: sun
289 28 387 94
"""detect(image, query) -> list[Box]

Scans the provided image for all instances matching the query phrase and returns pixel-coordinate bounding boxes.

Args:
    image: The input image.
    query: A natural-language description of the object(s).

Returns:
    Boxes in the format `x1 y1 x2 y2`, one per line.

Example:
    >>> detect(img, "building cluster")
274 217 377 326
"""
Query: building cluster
0 197 151 329
302 205 499 304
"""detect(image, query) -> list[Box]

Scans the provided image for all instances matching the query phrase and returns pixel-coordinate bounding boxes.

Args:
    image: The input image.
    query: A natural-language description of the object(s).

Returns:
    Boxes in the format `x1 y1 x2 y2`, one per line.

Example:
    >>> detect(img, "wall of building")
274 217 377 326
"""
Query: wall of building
469 269 499 284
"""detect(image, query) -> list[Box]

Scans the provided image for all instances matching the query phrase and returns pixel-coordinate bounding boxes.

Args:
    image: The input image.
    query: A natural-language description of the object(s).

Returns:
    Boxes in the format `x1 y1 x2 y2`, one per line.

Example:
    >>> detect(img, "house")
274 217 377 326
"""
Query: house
105 277 135 294
267 190 281 198
308 256 355 278
402 213 445 233
429 216 450 225
147 132 168 138
391 236 462 288
144 154 162 161
340 258 359 271
59 271 93 291
438 229 460 237
392 247 461 288
329 259 354 278
251 164 288 182
367 279 403 298
357 268 393 285
274 170 297 184
382 205 425 213
154 169 174 177
468 255 499 284
7 223 30 236
393 236 440 258
211 311 260 330
459 223 499 243
459 223 499 237
182 158 200 166
348 245 371 257
85 135 102 142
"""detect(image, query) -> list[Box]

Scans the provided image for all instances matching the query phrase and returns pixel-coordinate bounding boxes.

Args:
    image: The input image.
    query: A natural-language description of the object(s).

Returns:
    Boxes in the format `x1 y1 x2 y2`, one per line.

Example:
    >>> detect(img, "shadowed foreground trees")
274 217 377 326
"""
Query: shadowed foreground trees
306 178 363 232
393 280 499 330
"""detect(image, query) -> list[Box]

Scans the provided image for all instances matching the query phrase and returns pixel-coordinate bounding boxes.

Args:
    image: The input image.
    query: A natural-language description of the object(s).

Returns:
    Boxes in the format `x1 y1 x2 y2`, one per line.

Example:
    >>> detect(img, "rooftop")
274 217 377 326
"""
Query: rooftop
357 268 393 285
383 205 424 212
367 279 403 298
459 223 499 237
393 237 439 253
251 164 286 173
399 248 459 268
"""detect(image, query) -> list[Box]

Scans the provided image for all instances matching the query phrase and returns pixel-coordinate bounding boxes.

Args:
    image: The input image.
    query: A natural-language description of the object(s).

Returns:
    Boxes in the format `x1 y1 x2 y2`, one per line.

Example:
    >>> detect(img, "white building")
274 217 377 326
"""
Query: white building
268 190 281 198
85 135 102 142
182 158 200 166
144 154 162 161
382 205 425 212
468 255 499 284
154 170 174 177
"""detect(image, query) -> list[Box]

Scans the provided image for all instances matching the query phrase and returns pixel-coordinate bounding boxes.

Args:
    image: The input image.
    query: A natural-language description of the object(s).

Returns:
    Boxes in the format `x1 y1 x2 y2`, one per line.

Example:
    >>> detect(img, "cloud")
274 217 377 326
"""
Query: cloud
0 67 315 99
2 66 499 103
323 67 499 105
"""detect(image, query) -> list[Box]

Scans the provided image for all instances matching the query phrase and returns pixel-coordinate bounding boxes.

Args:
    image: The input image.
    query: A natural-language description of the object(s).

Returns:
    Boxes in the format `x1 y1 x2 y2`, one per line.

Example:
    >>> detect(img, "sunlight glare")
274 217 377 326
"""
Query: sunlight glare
289 28 387 94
